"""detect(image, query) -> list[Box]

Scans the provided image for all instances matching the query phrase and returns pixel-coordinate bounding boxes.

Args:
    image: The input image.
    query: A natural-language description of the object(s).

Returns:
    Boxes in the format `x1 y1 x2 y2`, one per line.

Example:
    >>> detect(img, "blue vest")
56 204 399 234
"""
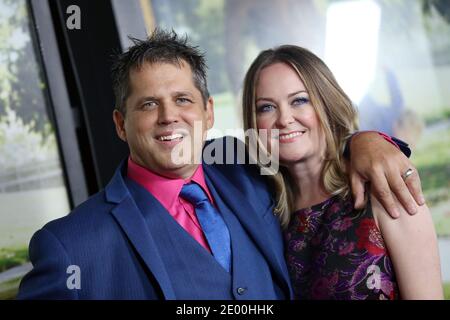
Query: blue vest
126 178 285 300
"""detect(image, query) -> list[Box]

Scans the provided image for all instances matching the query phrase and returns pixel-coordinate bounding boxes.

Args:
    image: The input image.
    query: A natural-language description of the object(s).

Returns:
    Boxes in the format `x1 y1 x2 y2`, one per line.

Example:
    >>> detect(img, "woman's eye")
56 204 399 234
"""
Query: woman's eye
292 97 309 106
256 104 275 113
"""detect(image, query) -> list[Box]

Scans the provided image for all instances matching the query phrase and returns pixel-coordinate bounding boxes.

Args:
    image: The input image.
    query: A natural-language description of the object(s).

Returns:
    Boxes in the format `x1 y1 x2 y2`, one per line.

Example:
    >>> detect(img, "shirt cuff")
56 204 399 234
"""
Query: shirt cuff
343 131 411 159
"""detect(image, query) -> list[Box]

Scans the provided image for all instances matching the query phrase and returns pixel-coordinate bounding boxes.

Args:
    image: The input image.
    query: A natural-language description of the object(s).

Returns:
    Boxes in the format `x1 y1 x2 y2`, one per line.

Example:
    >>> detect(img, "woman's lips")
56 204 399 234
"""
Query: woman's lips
278 131 305 143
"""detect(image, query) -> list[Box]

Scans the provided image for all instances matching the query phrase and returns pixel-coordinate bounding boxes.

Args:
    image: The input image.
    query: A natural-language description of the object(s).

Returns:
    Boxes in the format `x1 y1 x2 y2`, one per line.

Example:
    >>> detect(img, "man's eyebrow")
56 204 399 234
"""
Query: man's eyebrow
173 91 194 97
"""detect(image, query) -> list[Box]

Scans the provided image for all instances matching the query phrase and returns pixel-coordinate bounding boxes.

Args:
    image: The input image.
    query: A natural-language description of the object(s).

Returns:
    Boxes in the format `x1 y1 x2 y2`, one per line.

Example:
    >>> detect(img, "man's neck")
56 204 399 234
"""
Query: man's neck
129 156 200 180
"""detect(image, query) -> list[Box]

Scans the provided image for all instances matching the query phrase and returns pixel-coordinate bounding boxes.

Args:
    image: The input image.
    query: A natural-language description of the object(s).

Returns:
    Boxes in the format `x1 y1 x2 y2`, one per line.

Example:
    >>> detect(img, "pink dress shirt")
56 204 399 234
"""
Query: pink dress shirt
127 157 212 252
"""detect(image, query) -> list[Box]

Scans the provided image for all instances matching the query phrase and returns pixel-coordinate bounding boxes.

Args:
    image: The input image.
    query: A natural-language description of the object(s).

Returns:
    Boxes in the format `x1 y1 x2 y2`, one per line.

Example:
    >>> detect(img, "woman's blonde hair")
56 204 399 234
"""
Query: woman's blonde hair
242 45 358 228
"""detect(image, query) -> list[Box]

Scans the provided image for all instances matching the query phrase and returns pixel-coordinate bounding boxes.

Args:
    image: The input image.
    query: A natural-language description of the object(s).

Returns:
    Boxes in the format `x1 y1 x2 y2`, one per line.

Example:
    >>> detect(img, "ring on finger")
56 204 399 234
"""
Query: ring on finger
401 168 414 181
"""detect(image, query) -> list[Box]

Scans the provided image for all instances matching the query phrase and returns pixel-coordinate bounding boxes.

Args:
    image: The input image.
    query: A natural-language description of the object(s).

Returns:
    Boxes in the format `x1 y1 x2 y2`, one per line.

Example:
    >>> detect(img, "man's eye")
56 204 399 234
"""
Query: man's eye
176 97 192 104
256 104 275 113
292 97 309 106
142 101 157 108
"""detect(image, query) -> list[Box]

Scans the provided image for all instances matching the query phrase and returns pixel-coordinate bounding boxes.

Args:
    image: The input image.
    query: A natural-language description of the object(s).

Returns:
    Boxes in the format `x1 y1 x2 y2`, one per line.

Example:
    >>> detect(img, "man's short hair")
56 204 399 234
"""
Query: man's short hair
111 29 210 115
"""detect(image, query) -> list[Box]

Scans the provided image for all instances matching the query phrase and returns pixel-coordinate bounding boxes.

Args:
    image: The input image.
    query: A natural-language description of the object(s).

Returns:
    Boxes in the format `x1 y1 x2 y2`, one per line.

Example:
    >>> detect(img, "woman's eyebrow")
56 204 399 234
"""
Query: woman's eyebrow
288 90 308 98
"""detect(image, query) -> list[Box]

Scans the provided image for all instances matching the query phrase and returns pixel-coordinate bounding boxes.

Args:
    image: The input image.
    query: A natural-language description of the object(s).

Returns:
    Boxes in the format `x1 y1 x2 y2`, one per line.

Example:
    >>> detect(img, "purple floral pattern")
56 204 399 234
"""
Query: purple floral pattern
284 196 399 300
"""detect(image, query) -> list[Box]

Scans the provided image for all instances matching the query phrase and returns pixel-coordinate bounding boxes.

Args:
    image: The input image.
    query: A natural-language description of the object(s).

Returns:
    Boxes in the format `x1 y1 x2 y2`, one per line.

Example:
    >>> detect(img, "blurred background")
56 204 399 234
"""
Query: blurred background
0 0 449 299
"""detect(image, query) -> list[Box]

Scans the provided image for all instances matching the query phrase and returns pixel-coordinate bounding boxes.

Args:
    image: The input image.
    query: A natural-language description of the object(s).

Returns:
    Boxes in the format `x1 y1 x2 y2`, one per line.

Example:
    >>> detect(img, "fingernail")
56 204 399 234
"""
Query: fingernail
408 205 417 215
419 195 425 205
393 209 400 219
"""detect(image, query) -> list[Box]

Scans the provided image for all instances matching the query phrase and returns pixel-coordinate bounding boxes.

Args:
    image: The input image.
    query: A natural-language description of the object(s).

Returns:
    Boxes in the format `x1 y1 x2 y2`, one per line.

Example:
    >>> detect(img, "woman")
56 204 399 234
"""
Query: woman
242 45 443 299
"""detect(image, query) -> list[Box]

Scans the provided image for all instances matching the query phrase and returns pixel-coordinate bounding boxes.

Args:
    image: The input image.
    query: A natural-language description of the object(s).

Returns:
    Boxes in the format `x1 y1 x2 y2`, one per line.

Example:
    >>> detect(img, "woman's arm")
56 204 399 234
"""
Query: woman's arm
371 194 443 299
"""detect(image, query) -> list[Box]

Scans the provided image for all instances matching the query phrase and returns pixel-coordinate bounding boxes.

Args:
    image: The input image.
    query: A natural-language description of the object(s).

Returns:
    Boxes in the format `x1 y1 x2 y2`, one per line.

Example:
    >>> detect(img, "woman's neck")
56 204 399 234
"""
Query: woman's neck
286 157 330 210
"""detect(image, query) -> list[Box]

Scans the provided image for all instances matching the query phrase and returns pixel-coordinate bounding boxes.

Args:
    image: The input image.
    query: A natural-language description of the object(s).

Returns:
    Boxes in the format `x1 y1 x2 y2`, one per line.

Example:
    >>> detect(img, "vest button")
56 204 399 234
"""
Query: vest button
237 287 246 295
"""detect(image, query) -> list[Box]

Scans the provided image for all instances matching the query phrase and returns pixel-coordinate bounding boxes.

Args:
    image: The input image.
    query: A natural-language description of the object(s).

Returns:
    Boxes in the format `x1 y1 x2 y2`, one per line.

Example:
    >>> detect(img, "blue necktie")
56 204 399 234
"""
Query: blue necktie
180 183 232 273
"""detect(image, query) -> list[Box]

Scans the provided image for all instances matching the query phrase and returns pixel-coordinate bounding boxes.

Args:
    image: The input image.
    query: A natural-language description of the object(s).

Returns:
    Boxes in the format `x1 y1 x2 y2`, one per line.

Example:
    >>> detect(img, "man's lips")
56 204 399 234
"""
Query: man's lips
154 131 189 148
155 128 189 141
156 133 184 141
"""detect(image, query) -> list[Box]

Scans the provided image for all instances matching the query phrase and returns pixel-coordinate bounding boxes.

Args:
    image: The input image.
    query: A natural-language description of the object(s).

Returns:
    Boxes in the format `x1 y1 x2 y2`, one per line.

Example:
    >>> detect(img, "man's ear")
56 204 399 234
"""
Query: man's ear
205 96 214 130
113 109 127 142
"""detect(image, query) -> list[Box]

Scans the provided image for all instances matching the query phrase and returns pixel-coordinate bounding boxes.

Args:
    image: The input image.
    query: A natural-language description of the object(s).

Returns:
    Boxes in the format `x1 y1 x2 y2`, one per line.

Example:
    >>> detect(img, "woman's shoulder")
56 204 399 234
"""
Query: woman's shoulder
369 193 432 232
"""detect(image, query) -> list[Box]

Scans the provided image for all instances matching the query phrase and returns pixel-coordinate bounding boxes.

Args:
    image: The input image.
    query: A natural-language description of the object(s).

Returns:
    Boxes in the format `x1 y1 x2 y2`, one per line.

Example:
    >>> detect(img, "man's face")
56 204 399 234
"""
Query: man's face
113 61 214 179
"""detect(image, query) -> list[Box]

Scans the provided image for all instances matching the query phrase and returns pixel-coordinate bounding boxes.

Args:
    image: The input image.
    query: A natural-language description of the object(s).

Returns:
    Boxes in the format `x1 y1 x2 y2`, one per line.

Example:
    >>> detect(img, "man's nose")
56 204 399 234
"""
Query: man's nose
157 103 179 125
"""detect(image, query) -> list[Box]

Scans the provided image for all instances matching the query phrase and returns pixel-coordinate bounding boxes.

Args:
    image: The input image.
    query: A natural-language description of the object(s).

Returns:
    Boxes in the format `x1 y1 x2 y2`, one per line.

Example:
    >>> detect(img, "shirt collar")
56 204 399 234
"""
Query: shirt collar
126 157 214 210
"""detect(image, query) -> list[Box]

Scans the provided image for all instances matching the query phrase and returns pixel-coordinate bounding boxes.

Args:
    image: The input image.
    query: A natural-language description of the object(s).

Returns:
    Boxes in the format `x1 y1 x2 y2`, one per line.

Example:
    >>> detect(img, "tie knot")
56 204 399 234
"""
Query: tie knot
180 183 209 206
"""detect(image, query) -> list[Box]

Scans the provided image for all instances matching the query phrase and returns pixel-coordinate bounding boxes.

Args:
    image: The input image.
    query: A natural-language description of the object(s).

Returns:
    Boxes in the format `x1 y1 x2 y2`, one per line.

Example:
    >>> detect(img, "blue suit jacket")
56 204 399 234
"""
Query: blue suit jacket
17 138 292 299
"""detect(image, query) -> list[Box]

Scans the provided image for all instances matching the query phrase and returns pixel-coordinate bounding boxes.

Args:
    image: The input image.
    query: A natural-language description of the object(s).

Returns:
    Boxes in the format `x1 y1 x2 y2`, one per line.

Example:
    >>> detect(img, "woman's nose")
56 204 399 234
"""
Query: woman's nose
276 106 295 128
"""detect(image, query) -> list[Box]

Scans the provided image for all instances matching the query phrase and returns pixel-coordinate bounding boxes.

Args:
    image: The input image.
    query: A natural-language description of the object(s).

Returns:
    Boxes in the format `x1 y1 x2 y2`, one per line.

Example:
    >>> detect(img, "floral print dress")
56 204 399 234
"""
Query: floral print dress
284 195 399 300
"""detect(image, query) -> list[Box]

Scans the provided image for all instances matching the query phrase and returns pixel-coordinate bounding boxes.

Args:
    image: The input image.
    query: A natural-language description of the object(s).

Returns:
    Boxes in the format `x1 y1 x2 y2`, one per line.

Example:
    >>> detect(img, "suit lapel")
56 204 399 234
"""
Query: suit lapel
106 164 176 299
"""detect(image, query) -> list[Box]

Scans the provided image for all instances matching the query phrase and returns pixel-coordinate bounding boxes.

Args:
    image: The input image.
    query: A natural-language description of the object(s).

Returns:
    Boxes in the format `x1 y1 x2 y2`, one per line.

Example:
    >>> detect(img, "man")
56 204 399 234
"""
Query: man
17 30 423 299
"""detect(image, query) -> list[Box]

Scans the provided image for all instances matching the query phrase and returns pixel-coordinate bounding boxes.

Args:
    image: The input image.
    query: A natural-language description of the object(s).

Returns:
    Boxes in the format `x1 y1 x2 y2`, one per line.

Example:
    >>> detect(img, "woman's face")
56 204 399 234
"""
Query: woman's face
255 62 326 165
